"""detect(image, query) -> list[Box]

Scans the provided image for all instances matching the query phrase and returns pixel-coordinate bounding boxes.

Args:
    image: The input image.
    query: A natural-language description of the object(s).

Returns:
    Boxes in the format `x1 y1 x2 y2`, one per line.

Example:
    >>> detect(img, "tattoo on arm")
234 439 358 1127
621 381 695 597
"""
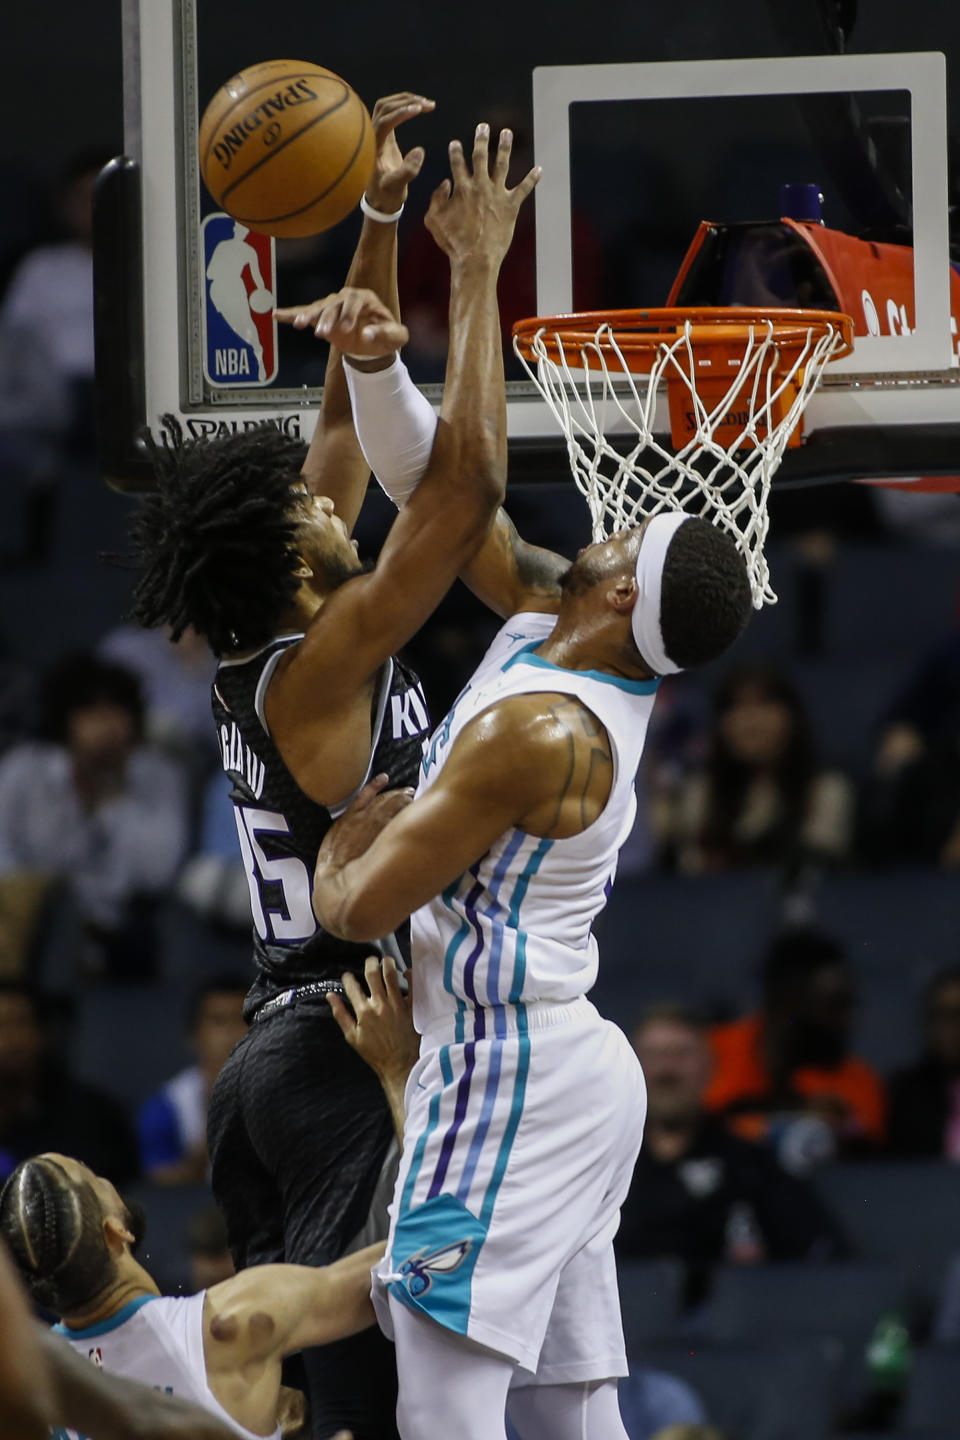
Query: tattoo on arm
540 700 613 833
500 512 569 601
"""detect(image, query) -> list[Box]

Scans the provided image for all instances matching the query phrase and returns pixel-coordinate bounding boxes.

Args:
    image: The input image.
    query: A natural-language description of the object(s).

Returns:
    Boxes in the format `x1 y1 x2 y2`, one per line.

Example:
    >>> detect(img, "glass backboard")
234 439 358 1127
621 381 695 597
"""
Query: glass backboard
98 0 960 490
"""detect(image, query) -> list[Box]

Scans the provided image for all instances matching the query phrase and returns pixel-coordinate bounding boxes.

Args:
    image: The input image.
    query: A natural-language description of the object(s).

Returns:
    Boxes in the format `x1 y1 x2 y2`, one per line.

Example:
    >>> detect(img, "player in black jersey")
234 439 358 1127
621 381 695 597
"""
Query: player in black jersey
127 95 540 1440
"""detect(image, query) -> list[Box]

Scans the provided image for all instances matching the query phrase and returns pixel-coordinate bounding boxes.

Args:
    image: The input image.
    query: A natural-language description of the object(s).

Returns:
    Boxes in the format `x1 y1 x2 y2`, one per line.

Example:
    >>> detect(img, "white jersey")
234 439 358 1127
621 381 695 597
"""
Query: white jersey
411 612 659 1036
53 1293 279 1440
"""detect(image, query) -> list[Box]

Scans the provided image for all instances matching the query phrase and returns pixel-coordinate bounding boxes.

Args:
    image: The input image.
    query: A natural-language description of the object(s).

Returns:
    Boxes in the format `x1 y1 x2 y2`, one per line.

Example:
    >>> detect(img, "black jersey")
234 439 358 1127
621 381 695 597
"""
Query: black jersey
212 632 430 1018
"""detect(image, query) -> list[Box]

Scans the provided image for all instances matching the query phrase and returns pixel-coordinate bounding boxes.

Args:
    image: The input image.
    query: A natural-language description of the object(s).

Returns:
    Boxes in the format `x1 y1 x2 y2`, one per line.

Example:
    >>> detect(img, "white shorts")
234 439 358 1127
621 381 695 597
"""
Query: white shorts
373 996 646 1380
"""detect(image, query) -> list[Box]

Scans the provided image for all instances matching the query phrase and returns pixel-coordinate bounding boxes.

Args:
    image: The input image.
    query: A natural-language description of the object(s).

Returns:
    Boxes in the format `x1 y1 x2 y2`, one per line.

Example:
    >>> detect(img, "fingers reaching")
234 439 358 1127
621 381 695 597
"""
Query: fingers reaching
372 93 435 138
275 295 339 329
275 289 407 356
492 128 513 185
326 990 355 1044
364 953 387 1005
510 160 543 204
398 146 426 183
447 138 468 187
351 773 391 810
471 121 490 178
382 953 405 1004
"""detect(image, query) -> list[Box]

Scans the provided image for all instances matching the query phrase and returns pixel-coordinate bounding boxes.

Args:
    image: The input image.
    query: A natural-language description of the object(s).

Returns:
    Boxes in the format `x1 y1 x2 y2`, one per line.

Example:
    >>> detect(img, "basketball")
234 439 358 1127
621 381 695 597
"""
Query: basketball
198 60 376 238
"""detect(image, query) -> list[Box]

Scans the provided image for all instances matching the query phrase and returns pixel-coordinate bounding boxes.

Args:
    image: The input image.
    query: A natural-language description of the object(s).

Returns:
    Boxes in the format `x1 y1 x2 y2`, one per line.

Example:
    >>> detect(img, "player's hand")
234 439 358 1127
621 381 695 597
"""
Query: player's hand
365 92 434 214
316 773 414 869
328 954 419 1085
425 123 541 267
275 288 409 357
276 1385 308 1438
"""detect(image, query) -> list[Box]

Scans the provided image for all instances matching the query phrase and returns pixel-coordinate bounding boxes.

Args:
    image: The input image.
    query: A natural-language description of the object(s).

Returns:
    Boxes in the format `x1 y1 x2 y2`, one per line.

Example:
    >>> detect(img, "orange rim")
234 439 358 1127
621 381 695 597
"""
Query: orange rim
512 306 855 375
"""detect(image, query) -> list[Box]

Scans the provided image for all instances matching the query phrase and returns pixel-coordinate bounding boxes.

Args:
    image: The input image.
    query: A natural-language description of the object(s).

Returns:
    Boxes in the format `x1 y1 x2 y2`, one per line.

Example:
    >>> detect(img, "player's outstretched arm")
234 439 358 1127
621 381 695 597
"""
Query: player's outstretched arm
312 695 613 942
276 93 433 532
336 189 571 616
204 1244 384 1376
275 126 540 707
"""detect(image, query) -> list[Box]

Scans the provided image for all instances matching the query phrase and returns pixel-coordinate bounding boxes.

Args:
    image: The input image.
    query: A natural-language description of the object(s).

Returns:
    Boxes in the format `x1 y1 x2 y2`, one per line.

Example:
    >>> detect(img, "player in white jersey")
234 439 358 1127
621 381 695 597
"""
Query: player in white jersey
0 1152 381 1439
312 500 753 1439
0 1237 238 1440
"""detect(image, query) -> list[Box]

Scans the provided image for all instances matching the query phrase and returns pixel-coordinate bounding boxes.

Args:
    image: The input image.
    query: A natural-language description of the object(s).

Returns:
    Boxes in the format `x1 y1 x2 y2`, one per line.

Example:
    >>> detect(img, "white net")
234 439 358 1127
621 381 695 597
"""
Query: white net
514 315 850 607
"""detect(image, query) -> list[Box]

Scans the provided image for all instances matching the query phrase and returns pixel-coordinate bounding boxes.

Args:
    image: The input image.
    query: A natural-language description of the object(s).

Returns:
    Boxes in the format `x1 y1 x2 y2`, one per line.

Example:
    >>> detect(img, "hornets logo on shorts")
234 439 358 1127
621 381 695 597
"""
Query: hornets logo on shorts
400 1239 473 1298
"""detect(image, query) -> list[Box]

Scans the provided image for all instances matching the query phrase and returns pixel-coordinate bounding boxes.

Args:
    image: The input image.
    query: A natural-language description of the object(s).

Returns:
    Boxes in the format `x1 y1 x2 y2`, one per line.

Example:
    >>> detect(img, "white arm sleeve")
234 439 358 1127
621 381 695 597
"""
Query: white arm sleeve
344 356 439 507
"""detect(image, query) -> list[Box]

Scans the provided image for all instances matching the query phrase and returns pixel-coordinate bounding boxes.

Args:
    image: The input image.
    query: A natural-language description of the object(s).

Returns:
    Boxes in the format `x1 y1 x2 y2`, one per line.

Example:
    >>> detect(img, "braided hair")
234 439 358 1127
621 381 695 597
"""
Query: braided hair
128 417 310 655
0 1158 113 1312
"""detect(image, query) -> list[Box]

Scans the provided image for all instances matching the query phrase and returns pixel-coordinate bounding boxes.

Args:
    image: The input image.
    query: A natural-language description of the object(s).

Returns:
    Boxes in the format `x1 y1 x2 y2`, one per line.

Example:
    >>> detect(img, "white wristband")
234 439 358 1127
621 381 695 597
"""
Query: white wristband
360 195 404 224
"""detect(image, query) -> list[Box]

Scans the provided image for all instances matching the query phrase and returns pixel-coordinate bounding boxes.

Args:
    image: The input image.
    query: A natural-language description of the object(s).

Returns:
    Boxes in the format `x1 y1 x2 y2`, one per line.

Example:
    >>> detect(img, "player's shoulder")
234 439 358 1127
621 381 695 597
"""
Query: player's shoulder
459 690 609 785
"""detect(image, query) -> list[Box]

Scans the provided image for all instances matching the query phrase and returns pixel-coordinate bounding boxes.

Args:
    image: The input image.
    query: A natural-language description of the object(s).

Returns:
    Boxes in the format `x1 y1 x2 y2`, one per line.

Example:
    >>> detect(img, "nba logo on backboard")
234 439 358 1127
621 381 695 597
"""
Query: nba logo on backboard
202 214 277 386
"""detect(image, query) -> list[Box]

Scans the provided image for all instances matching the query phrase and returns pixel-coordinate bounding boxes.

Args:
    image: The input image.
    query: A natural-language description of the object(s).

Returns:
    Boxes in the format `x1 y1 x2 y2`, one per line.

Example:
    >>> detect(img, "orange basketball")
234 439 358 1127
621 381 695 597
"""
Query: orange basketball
198 60 376 238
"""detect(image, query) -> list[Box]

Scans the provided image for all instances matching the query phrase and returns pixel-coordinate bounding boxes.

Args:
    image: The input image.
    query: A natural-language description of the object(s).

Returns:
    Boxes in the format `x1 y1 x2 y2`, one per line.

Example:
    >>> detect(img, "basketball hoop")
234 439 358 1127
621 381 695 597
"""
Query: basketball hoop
512 307 854 607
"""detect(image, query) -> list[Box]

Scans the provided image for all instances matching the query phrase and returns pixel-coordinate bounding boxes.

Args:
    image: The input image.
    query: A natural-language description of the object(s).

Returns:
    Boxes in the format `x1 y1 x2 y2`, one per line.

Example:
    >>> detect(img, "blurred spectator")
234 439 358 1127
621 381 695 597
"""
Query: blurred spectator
175 771 251 932
137 976 247 1185
0 657 39 761
98 623 218 767
651 664 852 875
0 979 138 1185
617 1005 845 1304
0 148 112 457
185 1205 235 1292
887 967 960 1158
703 929 887 1155
0 654 190 977
860 632 960 866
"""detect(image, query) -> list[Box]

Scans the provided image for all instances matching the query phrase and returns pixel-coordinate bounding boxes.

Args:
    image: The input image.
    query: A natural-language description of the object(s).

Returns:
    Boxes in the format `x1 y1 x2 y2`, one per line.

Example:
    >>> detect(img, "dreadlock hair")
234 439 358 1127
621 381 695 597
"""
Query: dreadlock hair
128 417 310 655
0 1157 114 1313
660 518 752 670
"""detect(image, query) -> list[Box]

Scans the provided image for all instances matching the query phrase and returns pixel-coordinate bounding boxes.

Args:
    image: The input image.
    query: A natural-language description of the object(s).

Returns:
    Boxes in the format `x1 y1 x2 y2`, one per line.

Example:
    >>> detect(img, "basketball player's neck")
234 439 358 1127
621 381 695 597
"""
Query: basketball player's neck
60 1256 161 1332
537 617 656 684
279 589 323 633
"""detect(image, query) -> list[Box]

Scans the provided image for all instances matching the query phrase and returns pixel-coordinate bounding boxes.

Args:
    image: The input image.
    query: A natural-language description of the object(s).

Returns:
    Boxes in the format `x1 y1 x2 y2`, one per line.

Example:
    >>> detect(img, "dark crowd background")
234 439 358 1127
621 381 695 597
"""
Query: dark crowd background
2 3 960 1438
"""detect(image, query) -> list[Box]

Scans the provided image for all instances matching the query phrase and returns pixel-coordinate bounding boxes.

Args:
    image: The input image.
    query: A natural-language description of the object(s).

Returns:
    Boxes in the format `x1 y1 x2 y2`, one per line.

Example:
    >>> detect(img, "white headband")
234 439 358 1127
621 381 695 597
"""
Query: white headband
631 511 692 676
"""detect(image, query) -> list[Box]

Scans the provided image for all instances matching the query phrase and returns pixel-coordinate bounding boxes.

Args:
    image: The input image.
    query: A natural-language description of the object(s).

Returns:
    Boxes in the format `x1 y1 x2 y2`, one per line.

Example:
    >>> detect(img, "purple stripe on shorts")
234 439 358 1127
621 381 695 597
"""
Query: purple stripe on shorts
457 830 527 1200
427 832 526 1199
427 872 486 1198
484 830 526 1008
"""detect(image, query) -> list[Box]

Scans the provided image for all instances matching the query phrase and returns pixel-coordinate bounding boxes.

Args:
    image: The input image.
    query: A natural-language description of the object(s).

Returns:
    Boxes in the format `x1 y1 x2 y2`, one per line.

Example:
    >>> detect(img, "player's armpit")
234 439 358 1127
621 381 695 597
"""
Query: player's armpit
312 694 613 943
460 507 570 619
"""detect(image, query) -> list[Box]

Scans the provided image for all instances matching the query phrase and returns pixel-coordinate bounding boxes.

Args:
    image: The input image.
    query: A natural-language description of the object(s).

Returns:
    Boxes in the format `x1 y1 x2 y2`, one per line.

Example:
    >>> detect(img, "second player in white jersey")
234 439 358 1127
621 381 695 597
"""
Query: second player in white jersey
54 1293 276 1440
314 508 753 1440
377 609 653 1375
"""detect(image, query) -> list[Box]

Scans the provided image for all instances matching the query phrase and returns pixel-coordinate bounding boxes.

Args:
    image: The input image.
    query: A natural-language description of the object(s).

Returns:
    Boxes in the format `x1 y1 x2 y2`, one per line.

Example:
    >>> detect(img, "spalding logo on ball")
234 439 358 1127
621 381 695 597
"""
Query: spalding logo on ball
198 59 376 237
